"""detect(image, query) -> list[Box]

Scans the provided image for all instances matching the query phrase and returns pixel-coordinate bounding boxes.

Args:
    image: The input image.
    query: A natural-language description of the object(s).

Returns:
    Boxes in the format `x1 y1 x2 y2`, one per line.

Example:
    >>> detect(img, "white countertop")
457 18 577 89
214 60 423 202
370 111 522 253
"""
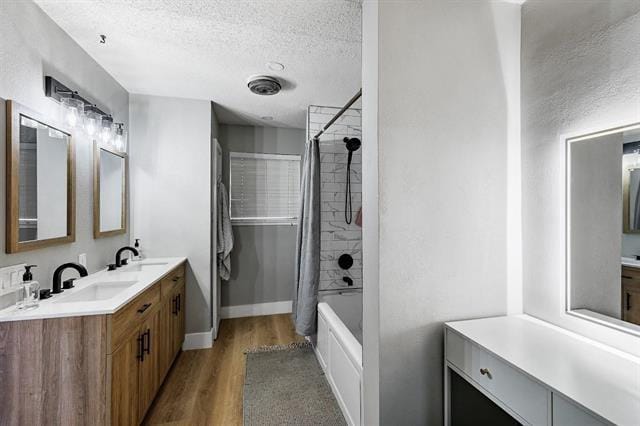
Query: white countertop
0 257 186 322
446 315 640 426
621 256 640 268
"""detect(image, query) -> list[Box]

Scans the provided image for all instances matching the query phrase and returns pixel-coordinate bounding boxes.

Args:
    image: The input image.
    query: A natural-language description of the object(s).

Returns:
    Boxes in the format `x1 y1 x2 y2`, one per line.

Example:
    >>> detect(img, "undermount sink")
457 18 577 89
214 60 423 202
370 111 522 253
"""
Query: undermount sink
54 281 138 303
122 262 169 272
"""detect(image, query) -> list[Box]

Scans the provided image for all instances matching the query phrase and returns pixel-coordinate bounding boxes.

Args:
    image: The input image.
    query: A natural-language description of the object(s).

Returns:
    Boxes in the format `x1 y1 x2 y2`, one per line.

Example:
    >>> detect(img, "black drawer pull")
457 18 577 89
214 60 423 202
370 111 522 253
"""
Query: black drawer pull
622 275 633 279
627 292 632 311
172 296 178 315
172 276 180 282
137 303 152 314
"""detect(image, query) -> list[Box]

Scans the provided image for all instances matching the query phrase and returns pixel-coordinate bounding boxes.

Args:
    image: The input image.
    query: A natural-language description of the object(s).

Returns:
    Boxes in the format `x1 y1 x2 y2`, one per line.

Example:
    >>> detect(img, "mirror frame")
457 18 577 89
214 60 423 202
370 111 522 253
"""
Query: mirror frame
6 100 76 253
93 141 127 238
565 122 640 337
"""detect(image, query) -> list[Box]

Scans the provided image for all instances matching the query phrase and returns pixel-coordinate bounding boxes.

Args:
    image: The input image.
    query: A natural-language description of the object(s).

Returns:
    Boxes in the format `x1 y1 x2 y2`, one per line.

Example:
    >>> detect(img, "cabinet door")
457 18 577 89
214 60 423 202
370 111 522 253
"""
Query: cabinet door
622 285 640 325
110 329 142 425
159 294 175 379
138 309 161 420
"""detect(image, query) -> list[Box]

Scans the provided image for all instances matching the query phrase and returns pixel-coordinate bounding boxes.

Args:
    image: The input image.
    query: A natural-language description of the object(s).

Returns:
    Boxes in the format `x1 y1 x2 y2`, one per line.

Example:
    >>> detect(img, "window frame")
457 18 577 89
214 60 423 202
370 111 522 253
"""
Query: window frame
228 151 301 226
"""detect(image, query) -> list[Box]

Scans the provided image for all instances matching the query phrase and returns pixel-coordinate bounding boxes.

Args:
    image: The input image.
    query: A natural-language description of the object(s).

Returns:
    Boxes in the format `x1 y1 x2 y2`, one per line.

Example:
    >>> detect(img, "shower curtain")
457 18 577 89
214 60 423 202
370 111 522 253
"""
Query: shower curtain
292 138 321 336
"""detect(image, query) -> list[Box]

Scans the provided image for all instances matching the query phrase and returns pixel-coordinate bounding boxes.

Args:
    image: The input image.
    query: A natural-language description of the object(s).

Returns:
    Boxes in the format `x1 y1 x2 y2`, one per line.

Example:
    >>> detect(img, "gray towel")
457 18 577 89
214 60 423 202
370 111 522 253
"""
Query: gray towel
217 181 234 280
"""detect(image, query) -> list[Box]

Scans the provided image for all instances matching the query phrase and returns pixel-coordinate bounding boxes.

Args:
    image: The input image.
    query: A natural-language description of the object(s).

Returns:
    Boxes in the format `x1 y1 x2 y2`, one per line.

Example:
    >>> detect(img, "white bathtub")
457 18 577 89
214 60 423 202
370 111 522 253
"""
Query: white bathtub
314 290 363 426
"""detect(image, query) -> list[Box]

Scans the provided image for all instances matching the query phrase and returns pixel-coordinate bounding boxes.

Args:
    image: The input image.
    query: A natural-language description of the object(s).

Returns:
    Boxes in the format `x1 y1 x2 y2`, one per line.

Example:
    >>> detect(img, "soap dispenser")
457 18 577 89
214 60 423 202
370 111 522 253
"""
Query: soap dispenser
18 265 40 309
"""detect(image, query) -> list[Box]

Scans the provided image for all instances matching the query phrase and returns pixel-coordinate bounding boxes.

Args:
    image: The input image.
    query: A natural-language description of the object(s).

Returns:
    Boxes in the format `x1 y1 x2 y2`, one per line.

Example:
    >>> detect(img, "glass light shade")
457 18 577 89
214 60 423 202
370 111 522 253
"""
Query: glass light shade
84 110 103 137
114 126 128 152
60 97 84 128
99 120 115 145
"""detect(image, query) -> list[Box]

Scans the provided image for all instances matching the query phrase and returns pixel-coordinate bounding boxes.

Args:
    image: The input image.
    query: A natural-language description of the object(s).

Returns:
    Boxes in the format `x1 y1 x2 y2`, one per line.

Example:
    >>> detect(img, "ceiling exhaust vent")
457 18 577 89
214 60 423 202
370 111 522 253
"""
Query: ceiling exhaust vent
247 75 282 96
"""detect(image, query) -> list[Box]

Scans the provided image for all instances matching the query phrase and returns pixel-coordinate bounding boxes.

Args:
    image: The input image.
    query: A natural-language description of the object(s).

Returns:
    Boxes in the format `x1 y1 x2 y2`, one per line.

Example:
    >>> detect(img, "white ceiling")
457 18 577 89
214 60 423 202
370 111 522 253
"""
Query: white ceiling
35 0 362 129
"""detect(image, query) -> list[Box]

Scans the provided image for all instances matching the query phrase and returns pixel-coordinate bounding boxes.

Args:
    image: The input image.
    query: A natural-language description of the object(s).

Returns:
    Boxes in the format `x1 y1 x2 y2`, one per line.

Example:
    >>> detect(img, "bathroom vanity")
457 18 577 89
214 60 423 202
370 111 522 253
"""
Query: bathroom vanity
444 315 640 425
0 258 186 425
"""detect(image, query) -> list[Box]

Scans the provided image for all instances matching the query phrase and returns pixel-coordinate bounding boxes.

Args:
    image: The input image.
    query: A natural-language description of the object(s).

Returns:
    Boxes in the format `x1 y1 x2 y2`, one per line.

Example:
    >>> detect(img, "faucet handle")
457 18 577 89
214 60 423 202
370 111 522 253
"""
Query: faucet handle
62 278 76 290
120 259 129 266
107 264 117 271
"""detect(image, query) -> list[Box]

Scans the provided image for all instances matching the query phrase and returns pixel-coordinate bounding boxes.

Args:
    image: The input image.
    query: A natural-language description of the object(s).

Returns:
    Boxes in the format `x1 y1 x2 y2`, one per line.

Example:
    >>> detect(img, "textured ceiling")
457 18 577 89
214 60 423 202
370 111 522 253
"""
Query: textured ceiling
34 0 362 128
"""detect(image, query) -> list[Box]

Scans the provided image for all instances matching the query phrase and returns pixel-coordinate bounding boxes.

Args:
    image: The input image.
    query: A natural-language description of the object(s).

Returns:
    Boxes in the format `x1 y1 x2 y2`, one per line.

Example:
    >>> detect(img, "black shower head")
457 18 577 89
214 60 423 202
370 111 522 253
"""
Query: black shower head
343 137 361 152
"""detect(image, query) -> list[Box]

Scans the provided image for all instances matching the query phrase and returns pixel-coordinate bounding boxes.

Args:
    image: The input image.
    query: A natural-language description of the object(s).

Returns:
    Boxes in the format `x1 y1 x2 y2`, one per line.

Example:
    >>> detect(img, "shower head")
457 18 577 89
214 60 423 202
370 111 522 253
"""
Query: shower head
343 137 361 152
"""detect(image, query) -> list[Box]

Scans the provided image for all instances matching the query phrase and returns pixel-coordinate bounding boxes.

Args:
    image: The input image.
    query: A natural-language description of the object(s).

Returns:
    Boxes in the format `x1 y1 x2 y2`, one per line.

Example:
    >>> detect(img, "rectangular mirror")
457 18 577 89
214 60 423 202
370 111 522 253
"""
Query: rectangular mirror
567 123 640 334
93 142 126 238
6 100 75 253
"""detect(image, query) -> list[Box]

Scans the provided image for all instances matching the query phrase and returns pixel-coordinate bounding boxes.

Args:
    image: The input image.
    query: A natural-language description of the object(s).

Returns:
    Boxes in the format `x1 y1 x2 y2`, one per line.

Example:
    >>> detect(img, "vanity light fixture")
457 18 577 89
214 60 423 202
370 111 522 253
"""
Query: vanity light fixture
44 76 127 141
113 123 128 152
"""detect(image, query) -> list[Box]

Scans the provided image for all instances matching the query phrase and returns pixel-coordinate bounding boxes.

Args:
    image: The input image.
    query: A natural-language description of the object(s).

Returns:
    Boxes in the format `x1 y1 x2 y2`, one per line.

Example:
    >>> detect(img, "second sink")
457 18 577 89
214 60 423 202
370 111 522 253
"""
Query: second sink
54 281 138 303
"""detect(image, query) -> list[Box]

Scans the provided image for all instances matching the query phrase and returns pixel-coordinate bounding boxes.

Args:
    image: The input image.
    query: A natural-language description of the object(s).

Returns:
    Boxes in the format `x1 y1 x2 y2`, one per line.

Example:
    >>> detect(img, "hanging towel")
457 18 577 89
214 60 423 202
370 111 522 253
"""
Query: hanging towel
217 179 234 280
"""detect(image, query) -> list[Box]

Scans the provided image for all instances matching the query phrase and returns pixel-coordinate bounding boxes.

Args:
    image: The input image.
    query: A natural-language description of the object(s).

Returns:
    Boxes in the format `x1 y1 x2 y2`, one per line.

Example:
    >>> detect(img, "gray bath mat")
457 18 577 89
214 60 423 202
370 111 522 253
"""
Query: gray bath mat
243 342 347 426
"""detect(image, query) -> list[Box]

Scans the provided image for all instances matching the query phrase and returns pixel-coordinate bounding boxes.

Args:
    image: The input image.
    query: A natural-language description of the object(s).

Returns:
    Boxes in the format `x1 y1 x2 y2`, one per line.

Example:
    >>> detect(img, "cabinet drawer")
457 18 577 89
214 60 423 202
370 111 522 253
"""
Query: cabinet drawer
109 283 161 352
446 329 549 425
161 264 185 298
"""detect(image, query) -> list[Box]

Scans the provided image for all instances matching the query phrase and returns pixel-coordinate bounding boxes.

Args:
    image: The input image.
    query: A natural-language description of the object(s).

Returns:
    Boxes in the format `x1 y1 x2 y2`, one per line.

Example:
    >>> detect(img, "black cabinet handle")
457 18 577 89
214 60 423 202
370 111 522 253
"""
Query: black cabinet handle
137 303 152 314
143 329 151 355
622 275 633 279
172 296 178 315
137 334 144 362
172 276 179 282
627 292 632 311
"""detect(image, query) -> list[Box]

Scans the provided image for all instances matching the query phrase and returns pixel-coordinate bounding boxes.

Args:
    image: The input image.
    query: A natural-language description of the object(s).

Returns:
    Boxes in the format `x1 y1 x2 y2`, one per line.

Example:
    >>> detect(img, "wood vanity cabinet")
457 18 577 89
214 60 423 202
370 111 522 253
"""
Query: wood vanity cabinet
621 266 640 325
0 261 186 426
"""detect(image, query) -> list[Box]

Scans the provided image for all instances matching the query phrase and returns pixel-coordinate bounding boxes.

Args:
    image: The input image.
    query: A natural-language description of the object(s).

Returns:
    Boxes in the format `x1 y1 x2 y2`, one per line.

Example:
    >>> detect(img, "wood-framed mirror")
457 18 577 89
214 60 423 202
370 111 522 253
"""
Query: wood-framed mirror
93 141 127 238
6 100 75 253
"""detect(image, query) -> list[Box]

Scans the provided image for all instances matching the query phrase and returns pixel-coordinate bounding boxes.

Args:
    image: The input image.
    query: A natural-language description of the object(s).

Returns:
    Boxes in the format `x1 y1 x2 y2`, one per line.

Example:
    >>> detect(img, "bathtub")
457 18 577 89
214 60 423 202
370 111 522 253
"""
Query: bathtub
314 289 363 426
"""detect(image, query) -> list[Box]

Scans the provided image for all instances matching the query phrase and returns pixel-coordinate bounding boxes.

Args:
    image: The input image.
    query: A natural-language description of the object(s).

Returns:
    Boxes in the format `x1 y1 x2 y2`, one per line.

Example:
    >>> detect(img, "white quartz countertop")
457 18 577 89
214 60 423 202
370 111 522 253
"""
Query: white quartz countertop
446 315 640 426
0 257 186 322
622 256 640 268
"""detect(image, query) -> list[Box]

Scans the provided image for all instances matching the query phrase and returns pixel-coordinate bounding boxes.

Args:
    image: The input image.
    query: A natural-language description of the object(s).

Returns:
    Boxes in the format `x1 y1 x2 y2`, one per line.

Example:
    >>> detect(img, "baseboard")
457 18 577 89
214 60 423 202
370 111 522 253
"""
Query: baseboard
221 300 292 319
182 327 214 350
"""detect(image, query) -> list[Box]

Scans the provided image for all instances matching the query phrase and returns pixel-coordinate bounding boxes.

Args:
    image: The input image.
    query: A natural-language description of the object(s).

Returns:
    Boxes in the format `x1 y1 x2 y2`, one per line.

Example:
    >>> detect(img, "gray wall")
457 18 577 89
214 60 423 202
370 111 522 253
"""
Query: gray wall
368 1 521 423
522 0 640 356
218 124 304 307
130 94 213 334
0 0 129 303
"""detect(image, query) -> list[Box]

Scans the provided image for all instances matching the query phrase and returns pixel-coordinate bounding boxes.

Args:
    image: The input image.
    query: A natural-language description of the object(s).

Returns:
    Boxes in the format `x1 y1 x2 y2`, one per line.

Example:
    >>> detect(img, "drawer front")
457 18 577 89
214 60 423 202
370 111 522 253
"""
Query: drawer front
446 329 549 425
484 352 549 425
552 394 608 426
160 264 186 298
110 283 161 352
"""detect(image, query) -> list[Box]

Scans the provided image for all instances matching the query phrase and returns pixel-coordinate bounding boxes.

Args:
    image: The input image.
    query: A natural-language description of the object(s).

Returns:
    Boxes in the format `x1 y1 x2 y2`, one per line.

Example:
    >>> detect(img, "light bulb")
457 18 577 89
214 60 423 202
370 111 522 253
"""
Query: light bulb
100 119 115 145
61 97 84 129
84 110 103 137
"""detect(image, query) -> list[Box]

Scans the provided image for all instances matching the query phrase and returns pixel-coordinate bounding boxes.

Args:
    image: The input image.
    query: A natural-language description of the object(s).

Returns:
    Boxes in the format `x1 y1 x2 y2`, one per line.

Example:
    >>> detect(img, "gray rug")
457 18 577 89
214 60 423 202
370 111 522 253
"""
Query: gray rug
243 342 347 426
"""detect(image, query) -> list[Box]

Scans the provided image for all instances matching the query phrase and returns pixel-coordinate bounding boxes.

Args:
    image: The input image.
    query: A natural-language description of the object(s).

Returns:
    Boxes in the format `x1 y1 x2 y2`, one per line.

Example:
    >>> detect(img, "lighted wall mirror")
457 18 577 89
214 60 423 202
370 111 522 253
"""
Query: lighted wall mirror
6 100 75 253
567 123 640 335
93 141 127 238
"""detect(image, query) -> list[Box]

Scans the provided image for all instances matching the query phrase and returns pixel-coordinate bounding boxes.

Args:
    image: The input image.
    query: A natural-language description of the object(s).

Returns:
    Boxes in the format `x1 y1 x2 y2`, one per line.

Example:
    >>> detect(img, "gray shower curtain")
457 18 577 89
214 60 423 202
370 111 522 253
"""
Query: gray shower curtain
292 138 321 336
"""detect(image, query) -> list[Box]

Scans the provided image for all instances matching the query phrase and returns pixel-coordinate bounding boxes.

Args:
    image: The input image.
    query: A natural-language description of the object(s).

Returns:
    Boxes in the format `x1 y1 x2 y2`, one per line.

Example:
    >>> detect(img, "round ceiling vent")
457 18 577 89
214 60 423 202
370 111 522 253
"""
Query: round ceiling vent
247 75 282 96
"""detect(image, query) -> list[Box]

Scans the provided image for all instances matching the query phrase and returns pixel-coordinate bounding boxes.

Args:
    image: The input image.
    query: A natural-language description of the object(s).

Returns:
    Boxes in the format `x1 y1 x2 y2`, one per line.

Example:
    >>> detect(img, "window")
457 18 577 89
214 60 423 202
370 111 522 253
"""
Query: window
229 152 301 225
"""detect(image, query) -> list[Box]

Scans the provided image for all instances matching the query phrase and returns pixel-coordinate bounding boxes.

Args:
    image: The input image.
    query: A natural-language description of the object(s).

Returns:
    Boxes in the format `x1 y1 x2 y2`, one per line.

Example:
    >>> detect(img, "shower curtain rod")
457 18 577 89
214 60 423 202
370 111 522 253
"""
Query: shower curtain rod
313 88 362 140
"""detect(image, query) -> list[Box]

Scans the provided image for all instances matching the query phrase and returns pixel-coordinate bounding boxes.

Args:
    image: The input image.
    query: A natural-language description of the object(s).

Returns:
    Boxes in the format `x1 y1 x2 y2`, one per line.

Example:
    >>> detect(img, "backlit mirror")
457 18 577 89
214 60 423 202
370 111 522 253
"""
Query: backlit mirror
93 142 126 238
567 123 640 334
6 100 75 253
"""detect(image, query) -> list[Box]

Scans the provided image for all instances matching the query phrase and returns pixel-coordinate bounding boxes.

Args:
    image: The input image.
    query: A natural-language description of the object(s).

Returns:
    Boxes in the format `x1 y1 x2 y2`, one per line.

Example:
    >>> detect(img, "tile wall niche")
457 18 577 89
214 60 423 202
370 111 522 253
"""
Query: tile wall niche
307 105 362 291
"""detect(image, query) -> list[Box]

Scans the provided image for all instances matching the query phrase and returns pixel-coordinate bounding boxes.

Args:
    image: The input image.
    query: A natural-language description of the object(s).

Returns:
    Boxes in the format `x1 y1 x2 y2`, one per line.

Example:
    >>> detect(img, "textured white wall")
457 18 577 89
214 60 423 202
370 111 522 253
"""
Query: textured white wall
522 1 640 356
0 0 129 304
130 94 212 334
372 1 521 423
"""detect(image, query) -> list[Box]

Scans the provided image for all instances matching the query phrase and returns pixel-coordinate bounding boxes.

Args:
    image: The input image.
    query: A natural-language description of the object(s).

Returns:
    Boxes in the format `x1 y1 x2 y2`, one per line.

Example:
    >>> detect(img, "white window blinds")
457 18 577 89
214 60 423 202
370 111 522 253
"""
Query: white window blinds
229 152 301 224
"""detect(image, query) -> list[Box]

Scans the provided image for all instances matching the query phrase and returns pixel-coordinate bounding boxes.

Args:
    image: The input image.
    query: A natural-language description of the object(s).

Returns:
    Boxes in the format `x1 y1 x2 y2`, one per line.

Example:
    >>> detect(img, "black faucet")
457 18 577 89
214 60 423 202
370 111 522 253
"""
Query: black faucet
115 246 139 267
52 263 88 294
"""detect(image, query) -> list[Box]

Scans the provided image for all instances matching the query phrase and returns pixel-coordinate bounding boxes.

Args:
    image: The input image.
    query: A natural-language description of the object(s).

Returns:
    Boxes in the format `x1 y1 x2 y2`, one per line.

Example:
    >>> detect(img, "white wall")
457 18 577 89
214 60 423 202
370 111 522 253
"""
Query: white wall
0 0 129 306
130 94 213 335
365 1 521 423
522 1 640 356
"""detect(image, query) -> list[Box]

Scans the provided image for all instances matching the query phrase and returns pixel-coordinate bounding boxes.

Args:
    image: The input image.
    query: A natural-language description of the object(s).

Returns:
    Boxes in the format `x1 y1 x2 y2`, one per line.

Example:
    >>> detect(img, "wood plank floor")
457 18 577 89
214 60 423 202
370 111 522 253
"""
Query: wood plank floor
143 314 304 426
